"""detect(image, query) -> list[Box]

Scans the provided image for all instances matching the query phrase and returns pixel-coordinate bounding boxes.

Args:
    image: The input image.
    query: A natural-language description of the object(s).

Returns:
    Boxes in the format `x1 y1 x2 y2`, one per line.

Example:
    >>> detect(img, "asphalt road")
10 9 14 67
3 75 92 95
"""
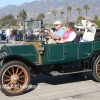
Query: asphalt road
0 72 100 100
0 42 100 100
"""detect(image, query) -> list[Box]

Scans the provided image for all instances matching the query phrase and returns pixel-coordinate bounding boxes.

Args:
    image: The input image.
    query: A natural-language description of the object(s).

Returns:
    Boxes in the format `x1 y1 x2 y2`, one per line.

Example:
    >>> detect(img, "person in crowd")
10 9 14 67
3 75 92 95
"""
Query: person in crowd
5 27 10 43
12 27 16 41
44 20 65 44
80 20 97 42
27 29 32 38
56 22 76 43
0 28 2 43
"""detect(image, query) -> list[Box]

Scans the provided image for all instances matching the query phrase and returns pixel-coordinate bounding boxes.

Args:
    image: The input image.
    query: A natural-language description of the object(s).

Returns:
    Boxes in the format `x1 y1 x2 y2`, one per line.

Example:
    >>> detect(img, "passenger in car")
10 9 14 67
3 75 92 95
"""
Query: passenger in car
44 20 65 44
56 22 76 43
80 20 97 42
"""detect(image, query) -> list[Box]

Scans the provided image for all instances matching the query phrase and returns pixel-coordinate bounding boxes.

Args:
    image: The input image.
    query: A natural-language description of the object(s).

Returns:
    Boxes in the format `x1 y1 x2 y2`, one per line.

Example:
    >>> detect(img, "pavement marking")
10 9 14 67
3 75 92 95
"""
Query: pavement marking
16 86 98 100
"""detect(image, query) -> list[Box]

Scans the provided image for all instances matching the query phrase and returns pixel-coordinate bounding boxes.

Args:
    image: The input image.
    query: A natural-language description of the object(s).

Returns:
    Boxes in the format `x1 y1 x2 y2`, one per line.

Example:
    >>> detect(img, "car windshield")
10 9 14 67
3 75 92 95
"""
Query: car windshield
24 20 42 34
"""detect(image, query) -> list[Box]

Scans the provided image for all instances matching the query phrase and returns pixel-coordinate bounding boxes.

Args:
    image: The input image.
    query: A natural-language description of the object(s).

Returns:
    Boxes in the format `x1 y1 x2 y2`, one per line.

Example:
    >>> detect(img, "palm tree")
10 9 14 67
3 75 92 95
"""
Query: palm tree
94 15 98 20
68 6 72 21
83 5 89 19
77 8 82 16
77 15 85 23
60 11 65 19
52 10 57 21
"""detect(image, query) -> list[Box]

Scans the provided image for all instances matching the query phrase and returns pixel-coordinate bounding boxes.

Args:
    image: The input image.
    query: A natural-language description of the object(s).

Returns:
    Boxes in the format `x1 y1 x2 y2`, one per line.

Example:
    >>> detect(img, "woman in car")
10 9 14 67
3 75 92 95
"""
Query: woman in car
57 22 76 43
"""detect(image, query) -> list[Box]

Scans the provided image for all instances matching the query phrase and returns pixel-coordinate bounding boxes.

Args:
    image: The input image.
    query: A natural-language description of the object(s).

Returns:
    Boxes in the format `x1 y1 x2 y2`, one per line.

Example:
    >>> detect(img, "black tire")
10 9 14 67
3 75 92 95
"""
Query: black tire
0 61 31 96
93 55 100 82
70 73 82 77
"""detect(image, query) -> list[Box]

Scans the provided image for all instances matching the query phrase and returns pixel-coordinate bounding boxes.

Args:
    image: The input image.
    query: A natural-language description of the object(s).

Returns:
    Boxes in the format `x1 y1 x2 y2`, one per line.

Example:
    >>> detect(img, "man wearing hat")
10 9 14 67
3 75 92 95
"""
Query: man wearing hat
44 20 65 44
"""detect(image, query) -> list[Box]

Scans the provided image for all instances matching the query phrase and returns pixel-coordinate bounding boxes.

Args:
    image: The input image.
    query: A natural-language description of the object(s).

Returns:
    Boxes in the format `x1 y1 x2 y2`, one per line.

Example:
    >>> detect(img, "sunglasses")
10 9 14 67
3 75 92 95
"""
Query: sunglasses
54 24 59 26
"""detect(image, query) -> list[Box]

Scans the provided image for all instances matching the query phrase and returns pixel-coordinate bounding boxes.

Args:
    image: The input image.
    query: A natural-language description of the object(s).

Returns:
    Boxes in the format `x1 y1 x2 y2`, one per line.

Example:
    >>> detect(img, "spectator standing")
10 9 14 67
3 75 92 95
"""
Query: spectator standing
27 30 32 38
81 20 96 42
0 28 2 43
5 27 10 43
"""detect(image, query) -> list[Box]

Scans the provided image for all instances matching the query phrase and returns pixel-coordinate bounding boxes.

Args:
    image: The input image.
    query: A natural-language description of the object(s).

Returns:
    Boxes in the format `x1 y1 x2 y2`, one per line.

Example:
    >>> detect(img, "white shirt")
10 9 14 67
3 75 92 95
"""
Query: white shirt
65 32 76 42
0 30 2 34
81 21 96 42
5 28 10 36
82 23 96 41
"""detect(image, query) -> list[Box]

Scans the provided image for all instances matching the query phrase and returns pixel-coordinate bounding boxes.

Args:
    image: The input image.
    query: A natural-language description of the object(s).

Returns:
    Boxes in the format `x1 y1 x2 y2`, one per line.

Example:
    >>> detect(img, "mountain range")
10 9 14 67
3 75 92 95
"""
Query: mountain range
0 0 100 22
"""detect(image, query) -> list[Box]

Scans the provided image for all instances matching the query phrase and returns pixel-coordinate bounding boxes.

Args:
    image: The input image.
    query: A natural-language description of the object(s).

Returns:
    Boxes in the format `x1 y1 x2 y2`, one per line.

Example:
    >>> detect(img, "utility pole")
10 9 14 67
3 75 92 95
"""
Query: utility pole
10 10 12 27
33 7 36 20
47 0 50 28
48 0 50 13
10 10 12 15
74 4 77 22
66 0 69 23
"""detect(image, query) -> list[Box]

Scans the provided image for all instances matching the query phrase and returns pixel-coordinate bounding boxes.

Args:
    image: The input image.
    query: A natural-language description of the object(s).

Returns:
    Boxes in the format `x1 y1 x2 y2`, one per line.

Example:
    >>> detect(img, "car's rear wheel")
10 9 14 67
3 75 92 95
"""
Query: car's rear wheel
93 55 100 82
0 61 31 96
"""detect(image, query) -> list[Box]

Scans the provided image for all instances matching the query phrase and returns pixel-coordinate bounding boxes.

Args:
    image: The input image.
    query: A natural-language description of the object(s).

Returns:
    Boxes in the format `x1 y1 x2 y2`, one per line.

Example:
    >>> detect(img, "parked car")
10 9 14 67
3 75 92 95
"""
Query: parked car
2 30 6 40
74 24 85 35
0 20 100 96
15 31 23 41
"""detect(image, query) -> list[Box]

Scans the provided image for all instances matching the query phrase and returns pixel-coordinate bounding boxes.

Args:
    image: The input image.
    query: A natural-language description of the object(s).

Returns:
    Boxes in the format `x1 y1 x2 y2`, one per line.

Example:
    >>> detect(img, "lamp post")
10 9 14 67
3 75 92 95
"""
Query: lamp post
33 7 36 20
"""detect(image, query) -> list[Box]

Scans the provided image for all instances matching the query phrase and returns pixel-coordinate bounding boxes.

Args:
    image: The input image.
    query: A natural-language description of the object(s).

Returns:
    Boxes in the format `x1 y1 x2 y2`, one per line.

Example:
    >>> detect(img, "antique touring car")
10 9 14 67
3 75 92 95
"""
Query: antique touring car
0 20 100 96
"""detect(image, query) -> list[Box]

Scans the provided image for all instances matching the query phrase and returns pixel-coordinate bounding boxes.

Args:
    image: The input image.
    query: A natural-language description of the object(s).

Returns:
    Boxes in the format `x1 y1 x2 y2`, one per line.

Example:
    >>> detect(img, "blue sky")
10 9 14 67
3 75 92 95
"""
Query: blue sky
0 0 36 7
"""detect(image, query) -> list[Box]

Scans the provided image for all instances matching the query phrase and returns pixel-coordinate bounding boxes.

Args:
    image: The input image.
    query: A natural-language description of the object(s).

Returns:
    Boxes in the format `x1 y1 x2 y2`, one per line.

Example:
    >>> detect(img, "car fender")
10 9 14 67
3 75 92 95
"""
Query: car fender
0 55 51 76
89 50 100 69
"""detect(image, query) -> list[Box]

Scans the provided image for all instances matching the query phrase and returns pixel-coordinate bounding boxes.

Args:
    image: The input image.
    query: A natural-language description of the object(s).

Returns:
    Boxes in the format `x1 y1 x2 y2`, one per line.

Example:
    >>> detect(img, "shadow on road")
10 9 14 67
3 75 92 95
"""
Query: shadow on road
24 72 96 95
31 72 95 85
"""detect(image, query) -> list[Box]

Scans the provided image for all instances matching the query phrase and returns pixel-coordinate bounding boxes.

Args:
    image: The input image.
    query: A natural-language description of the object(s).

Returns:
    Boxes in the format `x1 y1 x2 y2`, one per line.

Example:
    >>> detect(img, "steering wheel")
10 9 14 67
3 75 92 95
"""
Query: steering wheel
40 29 51 44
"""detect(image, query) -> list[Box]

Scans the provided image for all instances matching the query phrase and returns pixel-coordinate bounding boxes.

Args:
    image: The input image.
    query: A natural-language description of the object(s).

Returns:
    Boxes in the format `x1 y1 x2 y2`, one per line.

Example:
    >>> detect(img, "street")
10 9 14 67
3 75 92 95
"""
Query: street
0 72 100 100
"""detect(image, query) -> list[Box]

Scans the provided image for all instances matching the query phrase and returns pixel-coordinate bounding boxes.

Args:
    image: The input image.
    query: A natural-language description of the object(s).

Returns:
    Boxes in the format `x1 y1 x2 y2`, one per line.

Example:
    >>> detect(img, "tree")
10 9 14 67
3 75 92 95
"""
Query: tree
0 14 17 28
30 18 34 21
52 10 57 21
77 8 82 16
68 6 72 21
60 11 65 19
94 15 98 20
77 16 85 23
17 9 27 25
37 13 45 21
92 19 100 28
83 5 89 19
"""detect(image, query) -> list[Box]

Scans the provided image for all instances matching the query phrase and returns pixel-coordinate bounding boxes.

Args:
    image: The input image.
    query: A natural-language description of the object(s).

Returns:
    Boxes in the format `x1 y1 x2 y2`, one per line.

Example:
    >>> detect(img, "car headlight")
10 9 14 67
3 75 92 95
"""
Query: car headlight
0 51 7 58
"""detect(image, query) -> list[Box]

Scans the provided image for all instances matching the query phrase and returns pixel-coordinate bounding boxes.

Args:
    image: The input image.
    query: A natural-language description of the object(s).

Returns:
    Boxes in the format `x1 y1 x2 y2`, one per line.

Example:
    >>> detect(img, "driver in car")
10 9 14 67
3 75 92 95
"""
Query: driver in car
44 20 65 44
56 22 76 43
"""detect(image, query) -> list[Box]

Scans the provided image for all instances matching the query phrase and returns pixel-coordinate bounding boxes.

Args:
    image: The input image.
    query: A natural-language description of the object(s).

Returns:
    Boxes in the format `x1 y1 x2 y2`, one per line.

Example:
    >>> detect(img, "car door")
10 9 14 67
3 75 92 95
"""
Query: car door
78 42 93 59
64 42 78 62
48 42 78 63
48 43 65 61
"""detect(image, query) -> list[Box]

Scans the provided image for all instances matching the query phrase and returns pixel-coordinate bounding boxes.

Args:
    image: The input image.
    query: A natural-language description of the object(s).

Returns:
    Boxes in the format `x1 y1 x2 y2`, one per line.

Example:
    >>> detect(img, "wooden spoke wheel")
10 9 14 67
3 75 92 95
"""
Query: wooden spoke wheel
0 61 31 96
93 55 100 82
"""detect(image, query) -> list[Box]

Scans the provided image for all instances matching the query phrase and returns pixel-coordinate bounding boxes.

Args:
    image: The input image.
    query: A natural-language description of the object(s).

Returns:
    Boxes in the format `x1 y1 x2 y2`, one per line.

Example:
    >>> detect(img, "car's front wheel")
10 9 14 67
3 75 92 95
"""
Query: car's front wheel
0 61 31 96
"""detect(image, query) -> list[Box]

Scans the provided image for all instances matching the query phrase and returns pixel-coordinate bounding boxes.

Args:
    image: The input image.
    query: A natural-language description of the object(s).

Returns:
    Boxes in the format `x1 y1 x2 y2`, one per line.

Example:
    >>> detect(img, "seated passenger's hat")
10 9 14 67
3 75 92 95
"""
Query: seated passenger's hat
54 20 62 25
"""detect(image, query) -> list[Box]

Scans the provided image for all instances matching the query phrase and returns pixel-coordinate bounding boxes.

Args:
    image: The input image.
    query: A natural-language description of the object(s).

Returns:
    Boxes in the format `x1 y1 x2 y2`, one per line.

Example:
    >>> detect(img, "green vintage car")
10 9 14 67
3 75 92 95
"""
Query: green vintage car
0 20 100 96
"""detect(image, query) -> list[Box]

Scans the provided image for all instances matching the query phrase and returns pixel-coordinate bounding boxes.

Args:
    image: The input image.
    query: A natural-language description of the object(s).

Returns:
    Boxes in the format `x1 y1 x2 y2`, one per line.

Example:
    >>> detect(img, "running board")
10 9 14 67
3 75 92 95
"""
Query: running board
50 70 92 76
